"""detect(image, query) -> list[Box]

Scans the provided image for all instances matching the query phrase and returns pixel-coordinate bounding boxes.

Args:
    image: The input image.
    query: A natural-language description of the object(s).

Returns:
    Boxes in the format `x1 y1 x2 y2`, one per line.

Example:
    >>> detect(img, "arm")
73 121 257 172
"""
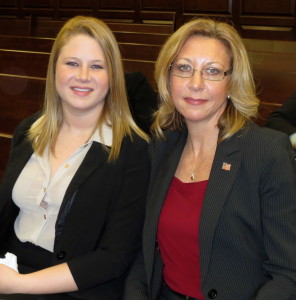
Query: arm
0 263 77 294
252 133 296 299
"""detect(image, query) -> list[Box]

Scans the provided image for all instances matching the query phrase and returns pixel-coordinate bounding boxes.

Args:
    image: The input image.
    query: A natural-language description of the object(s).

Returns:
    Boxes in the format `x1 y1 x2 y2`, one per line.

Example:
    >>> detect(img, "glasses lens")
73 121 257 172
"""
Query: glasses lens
202 67 224 81
171 64 193 78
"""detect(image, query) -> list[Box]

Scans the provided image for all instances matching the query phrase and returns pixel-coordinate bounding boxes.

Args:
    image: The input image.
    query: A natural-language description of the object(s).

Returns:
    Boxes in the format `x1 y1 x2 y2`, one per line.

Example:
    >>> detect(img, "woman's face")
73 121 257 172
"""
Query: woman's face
170 35 231 128
55 34 109 117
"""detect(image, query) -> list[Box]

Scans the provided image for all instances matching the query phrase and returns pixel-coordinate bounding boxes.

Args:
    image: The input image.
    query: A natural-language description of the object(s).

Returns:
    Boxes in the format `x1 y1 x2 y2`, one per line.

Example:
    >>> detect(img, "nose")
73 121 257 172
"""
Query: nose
77 65 90 82
189 69 205 90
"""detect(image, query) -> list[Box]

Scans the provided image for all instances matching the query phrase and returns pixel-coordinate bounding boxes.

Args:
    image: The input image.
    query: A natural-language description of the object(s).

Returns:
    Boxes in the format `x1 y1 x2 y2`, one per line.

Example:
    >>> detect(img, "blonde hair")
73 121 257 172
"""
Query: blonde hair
153 18 259 140
28 16 148 161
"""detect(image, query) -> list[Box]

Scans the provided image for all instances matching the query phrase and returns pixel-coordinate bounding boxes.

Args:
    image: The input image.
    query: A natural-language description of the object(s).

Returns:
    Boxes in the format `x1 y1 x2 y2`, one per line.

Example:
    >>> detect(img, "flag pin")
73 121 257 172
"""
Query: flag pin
222 162 231 171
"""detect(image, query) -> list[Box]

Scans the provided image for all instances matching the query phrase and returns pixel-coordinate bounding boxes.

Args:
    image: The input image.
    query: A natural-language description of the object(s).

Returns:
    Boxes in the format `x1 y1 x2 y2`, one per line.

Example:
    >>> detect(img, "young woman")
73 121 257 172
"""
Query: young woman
0 16 150 300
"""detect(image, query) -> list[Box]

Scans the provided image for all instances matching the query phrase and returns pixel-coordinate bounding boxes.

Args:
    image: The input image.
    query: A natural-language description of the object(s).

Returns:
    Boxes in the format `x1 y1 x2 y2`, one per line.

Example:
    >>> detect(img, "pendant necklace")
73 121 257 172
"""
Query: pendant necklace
191 167 198 181
190 149 199 181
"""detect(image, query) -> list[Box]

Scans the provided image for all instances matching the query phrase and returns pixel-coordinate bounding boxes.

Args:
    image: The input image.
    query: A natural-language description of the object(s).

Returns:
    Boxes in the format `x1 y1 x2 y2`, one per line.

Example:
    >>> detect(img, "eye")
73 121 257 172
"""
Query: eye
65 61 78 67
91 64 104 70
176 63 193 72
204 67 221 75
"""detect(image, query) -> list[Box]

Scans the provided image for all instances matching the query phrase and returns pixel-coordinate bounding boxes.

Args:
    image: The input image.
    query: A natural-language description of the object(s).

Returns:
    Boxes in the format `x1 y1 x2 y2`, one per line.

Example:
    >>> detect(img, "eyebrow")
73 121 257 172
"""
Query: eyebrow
176 58 226 67
62 57 105 63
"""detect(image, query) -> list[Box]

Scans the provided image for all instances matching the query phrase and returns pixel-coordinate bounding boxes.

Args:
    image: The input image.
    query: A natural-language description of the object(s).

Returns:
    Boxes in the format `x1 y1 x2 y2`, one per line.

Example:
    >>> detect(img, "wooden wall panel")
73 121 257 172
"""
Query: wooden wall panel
141 0 178 11
241 0 294 15
23 0 54 8
239 0 296 40
59 0 93 9
0 0 17 8
99 0 134 9
0 0 295 40
184 0 230 13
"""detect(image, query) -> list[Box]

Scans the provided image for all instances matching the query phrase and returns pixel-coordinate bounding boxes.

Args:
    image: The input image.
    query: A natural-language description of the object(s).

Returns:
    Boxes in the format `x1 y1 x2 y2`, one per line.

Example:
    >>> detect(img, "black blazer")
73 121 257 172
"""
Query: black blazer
125 72 158 135
124 123 296 300
266 91 296 136
0 113 150 300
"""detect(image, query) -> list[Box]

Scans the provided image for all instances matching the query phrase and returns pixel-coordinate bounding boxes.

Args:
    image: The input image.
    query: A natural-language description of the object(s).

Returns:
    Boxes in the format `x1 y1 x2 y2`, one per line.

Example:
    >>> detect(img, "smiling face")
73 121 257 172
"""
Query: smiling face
170 35 231 128
55 34 109 117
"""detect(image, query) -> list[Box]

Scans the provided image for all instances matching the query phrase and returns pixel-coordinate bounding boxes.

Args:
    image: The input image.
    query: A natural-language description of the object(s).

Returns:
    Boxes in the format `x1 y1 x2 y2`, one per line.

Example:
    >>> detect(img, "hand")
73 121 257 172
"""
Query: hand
0 264 21 294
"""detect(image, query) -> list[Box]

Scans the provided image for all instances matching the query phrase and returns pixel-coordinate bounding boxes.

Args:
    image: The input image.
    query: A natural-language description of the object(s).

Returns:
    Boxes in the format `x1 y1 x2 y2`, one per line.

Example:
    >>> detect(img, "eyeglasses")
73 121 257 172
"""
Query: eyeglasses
169 63 232 81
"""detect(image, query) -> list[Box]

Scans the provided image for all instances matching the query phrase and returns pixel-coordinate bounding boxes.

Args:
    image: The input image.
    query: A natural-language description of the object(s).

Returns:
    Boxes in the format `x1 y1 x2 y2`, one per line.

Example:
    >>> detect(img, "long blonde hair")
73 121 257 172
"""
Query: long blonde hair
153 18 259 140
28 16 149 161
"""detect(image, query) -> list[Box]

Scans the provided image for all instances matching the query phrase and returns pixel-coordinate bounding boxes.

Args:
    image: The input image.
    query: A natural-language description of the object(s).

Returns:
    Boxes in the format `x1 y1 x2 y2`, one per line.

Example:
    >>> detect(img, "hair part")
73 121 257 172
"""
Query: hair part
28 16 149 161
152 17 259 141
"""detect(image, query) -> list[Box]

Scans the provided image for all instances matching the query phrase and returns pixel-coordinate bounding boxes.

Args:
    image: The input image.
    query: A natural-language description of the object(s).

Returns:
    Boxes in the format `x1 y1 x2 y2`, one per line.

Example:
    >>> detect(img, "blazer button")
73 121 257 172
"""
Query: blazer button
56 251 66 260
208 289 217 299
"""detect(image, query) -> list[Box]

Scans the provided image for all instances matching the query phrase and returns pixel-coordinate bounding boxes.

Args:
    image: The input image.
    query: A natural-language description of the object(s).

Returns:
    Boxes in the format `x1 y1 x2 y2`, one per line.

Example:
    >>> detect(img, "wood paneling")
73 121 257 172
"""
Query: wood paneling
23 0 54 8
184 0 230 13
141 0 178 11
99 0 134 9
60 0 93 9
0 135 12 180
0 0 295 40
241 0 294 15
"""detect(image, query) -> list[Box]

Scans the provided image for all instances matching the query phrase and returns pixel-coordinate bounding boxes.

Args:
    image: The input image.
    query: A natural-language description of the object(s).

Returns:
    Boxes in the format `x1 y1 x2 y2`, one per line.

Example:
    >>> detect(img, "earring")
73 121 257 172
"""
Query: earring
227 95 230 100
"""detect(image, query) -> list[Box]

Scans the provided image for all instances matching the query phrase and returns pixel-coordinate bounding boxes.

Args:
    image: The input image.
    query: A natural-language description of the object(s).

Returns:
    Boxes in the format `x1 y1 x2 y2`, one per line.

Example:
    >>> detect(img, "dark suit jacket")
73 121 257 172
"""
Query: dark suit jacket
124 122 296 300
0 113 150 300
266 91 296 136
125 72 158 135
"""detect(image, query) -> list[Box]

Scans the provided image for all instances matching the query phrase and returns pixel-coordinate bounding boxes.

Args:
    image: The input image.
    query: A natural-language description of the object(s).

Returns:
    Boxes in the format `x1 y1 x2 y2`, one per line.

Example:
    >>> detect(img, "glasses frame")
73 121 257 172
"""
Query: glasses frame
169 64 232 81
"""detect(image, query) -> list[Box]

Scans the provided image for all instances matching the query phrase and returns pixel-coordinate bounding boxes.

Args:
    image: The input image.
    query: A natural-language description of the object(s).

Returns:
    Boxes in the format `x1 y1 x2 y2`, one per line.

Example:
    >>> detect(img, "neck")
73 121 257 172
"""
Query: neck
61 109 101 134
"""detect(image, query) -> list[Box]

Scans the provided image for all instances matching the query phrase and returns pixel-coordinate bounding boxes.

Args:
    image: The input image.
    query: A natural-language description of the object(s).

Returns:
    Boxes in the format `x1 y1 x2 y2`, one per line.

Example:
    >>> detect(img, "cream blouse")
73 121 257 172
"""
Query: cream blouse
12 123 112 252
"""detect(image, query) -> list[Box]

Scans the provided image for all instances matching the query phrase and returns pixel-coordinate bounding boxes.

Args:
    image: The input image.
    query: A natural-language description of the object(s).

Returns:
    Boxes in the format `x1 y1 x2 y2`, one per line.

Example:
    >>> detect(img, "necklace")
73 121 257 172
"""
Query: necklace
191 170 197 181
190 151 199 181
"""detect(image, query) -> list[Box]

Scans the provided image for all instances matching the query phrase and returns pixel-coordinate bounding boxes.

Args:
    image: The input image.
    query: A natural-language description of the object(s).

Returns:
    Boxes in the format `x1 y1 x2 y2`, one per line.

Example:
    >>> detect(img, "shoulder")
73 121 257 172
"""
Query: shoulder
120 132 149 156
240 122 290 145
237 122 295 161
149 130 185 154
12 112 41 145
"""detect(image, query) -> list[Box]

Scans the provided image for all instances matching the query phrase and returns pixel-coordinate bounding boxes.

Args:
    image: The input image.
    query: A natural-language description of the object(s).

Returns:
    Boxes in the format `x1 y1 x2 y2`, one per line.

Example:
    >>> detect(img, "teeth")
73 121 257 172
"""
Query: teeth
73 87 91 92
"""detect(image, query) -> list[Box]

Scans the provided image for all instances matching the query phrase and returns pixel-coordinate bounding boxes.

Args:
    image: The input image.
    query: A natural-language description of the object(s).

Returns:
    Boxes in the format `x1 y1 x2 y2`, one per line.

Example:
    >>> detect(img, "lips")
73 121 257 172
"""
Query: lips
71 86 93 97
184 97 207 105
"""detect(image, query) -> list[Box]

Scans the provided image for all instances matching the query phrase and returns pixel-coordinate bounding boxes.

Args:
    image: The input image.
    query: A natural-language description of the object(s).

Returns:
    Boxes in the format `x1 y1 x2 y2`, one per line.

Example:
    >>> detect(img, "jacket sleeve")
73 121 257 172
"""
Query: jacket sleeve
252 133 296 299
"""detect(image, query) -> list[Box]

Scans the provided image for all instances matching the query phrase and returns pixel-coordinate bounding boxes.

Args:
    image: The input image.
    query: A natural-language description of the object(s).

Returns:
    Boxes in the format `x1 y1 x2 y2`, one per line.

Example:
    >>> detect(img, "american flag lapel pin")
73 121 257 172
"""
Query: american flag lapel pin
222 162 231 171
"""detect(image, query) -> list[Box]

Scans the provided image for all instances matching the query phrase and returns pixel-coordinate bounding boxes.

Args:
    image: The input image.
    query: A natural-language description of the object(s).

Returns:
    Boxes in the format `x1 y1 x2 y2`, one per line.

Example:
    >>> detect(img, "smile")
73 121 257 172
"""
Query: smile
72 87 93 92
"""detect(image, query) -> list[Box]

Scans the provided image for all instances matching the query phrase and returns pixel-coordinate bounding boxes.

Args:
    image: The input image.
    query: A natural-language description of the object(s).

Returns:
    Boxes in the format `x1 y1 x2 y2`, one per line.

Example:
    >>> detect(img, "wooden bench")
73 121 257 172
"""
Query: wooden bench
0 74 44 134
0 134 12 180
0 42 160 87
0 18 32 36
31 19 174 38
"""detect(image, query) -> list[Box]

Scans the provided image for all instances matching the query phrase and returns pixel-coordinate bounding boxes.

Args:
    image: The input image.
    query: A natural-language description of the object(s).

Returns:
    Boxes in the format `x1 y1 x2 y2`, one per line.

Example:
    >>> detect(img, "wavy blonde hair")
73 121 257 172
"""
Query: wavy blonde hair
153 18 259 140
28 16 148 161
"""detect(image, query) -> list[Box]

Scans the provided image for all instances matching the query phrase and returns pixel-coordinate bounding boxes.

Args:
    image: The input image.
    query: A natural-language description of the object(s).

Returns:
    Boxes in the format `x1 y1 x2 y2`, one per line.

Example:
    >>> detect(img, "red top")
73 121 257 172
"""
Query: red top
157 176 208 299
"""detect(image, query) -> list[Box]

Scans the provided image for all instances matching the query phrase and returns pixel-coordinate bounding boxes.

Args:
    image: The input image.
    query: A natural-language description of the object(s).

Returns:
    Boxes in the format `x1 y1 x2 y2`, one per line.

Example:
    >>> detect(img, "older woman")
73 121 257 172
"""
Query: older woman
124 18 296 300
0 16 150 299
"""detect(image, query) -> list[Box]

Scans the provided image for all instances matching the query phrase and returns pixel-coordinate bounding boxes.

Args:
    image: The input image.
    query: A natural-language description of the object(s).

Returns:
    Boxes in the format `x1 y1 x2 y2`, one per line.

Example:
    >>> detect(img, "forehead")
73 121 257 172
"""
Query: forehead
58 34 104 57
176 35 231 66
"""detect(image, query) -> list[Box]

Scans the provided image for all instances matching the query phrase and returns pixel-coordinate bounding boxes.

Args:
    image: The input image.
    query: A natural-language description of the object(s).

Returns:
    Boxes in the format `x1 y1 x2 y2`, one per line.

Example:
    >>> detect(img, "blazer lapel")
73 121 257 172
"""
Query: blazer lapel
59 142 108 212
199 133 243 285
144 131 187 286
